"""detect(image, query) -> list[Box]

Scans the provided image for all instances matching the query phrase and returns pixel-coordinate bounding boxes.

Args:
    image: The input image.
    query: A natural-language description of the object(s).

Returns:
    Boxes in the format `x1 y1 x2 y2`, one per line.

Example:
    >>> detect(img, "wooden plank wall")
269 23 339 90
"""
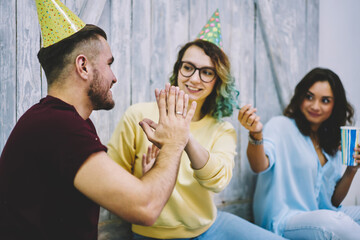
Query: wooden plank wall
0 0 319 238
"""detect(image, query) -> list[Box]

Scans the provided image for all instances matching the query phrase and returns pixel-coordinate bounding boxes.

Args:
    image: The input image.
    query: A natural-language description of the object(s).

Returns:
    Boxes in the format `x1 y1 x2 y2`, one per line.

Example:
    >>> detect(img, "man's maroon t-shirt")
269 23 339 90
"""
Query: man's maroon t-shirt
0 96 107 239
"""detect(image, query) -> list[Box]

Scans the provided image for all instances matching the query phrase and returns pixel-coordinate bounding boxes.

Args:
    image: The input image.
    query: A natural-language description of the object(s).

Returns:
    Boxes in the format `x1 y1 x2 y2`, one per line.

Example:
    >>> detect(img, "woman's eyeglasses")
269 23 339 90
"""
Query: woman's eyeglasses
179 61 217 83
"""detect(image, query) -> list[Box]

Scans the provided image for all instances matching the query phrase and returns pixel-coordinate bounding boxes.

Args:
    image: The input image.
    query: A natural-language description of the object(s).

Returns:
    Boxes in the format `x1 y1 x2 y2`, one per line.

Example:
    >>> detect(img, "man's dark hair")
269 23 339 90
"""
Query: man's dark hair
37 24 107 86
284 67 354 155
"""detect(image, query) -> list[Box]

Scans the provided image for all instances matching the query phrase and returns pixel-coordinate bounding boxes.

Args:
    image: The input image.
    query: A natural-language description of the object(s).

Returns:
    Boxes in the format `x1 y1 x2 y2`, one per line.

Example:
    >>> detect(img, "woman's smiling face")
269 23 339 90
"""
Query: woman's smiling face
177 45 217 108
300 80 335 130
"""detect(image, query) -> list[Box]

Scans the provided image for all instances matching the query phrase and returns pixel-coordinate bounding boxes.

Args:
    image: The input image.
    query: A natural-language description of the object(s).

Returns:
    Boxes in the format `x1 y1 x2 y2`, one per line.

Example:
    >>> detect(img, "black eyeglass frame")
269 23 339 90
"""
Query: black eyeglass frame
179 61 217 83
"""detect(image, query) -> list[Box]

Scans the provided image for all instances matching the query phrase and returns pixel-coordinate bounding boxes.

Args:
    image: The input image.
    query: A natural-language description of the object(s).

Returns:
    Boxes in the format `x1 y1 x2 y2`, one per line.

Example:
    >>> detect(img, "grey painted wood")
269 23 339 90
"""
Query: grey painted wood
79 0 107 24
255 0 319 125
189 0 207 39
218 0 256 208
0 0 16 151
0 0 320 238
16 0 41 119
150 0 190 99
65 0 86 14
131 0 152 104
91 0 132 145
306 0 319 72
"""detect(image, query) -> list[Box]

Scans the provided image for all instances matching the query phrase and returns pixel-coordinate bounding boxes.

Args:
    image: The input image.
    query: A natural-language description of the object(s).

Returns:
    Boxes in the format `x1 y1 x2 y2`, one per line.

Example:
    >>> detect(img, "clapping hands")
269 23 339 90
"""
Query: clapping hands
139 83 196 150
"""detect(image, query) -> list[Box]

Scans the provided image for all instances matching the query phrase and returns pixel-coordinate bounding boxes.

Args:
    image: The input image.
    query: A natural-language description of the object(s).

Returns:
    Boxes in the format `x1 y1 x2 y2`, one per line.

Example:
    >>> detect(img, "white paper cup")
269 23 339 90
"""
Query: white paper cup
341 126 360 166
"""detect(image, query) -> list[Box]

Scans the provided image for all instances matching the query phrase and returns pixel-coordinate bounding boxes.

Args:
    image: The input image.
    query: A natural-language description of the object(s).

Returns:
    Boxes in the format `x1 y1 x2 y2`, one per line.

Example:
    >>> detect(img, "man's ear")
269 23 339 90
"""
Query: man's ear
75 55 90 80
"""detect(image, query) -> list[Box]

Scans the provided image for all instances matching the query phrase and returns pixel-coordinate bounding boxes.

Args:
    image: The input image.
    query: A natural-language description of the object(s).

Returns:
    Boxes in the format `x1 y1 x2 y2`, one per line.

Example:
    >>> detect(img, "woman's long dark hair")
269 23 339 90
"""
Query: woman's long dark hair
284 67 354 155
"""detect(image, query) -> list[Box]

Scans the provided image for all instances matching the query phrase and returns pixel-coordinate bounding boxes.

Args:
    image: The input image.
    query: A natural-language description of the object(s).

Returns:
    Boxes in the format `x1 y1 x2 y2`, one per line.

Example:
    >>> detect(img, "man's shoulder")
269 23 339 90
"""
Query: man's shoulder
18 98 91 139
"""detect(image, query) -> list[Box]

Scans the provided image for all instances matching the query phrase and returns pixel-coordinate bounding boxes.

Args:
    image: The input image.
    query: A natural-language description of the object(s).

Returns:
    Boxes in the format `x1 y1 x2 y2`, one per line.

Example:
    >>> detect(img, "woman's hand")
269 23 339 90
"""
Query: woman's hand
332 145 360 206
238 104 263 133
348 144 360 171
237 104 269 173
142 144 160 176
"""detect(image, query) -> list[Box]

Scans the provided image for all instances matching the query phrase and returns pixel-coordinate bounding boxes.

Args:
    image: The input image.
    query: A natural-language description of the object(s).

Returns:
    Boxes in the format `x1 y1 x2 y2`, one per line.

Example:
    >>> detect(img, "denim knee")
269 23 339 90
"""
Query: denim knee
283 210 360 240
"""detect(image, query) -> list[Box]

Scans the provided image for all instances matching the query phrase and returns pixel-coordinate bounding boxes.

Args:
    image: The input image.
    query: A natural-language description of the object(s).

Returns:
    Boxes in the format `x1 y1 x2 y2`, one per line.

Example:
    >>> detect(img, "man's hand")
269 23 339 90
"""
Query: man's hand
139 84 196 150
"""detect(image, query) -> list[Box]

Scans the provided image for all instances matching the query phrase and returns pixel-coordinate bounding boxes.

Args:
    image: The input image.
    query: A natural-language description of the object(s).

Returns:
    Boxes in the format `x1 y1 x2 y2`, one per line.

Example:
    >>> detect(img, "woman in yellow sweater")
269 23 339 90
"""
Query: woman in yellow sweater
107 37 284 239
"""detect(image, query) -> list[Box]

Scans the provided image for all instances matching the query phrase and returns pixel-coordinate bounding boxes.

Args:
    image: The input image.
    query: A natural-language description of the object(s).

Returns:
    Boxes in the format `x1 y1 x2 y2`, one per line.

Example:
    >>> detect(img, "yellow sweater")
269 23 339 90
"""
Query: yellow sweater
107 102 237 238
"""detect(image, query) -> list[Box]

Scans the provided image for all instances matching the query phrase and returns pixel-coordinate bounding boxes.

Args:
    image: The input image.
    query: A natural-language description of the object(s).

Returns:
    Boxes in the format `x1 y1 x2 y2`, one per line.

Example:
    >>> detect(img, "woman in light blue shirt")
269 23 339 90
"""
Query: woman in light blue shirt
238 68 360 239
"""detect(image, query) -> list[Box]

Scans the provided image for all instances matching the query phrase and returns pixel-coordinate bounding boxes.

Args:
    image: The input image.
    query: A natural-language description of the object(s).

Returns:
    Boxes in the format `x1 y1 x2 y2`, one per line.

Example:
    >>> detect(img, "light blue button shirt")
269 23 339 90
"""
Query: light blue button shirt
253 116 342 235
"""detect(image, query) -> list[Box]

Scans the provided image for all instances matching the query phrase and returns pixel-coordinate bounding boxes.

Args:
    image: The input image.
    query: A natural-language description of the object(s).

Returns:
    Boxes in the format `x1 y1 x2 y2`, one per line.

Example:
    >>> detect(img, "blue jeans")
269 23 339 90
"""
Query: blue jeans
133 211 285 240
283 206 360 240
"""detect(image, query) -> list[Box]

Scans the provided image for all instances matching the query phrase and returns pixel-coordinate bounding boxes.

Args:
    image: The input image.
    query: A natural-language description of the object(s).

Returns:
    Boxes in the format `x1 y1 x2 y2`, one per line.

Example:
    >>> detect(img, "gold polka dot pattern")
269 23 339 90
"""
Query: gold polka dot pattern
36 0 85 48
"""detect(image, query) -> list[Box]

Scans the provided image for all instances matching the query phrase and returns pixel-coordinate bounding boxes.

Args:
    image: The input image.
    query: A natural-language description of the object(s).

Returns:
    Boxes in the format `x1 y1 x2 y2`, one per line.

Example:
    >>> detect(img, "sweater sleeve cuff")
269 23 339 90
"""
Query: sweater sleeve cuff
193 154 220 179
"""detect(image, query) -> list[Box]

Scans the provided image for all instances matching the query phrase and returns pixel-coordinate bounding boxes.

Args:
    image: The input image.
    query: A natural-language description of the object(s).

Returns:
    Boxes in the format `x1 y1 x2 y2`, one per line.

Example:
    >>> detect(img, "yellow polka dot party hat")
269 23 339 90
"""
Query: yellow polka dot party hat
197 9 223 49
35 0 85 48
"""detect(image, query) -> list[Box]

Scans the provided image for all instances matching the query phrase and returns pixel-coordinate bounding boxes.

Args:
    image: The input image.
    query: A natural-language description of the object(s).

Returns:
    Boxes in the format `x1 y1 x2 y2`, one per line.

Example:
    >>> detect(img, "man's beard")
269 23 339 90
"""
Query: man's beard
88 69 115 110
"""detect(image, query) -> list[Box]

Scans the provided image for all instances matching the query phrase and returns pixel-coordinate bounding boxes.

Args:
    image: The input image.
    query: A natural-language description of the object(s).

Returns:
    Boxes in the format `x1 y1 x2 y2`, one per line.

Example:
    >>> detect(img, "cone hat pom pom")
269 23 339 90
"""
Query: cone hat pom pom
36 0 85 48
197 9 223 49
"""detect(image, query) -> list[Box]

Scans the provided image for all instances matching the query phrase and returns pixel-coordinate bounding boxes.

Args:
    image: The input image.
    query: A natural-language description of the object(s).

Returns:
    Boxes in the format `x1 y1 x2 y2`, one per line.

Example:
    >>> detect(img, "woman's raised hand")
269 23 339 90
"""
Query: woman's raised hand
238 104 263 133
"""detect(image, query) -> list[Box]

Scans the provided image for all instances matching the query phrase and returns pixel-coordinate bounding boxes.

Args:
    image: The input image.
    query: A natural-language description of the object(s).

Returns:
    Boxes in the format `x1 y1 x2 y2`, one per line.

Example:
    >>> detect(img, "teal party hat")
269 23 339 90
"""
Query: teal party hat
197 9 223 49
